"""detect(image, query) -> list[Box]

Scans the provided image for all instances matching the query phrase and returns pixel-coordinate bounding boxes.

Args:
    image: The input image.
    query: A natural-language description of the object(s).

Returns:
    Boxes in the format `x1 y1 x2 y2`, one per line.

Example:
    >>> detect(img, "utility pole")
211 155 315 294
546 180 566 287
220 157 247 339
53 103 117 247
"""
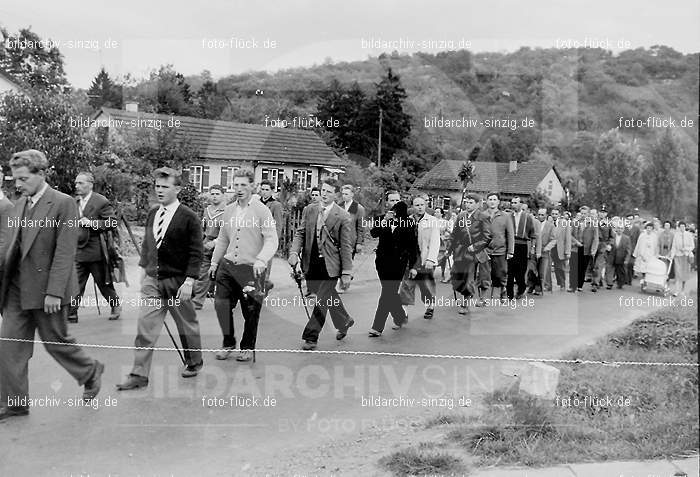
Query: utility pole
377 108 383 168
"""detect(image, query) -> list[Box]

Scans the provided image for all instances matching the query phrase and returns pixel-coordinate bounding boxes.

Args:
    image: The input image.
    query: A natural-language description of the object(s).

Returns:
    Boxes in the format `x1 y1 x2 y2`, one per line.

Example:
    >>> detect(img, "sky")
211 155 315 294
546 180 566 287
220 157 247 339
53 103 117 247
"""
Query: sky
1 0 699 88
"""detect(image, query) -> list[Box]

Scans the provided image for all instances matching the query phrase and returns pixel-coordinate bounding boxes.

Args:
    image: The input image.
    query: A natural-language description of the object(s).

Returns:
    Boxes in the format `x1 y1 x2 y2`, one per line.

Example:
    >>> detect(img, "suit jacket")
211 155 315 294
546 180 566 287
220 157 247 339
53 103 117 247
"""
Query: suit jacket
536 219 557 257
0 196 13 241
551 220 572 259
290 202 354 278
608 234 631 265
486 209 514 256
343 200 366 247
0 186 79 311
511 211 538 246
139 204 202 279
76 192 117 263
260 196 284 240
370 216 418 280
597 224 613 253
449 210 492 263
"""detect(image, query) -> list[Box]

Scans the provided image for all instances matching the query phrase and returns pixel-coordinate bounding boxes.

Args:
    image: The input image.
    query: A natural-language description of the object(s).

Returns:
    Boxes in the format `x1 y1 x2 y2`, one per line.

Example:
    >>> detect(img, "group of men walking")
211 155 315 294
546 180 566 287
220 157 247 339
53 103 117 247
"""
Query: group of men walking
0 151 692 422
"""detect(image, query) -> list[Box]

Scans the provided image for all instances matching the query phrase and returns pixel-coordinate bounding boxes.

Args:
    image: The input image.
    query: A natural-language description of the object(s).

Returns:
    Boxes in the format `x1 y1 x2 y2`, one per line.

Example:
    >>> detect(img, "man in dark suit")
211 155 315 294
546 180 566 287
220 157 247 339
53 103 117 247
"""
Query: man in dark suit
116 167 203 391
0 150 103 422
568 206 599 292
549 208 571 290
606 219 632 289
484 193 514 300
623 215 641 284
529 208 557 294
288 178 355 350
68 172 121 322
368 192 417 336
592 206 612 290
507 196 537 299
449 194 492 314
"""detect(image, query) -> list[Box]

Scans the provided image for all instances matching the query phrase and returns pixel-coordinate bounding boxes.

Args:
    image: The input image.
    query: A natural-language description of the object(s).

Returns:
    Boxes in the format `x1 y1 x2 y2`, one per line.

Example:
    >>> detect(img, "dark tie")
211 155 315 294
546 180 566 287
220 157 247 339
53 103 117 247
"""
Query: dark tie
155 207 167 249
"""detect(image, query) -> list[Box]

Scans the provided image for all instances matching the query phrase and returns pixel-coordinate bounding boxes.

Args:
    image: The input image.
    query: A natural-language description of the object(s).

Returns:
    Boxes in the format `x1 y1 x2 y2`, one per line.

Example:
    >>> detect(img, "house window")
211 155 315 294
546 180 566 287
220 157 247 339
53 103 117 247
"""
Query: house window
220 166 239 191
427 195 435 209
261 168 285 191
442 197 451 210
189 166 210 192
293 169 312 190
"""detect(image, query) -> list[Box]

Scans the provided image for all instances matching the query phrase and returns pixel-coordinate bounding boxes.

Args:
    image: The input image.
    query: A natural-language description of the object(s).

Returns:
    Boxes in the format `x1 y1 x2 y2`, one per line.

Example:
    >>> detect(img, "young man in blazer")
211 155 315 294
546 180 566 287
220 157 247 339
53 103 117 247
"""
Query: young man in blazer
549 208 571 290
340 184 366 259
192 184 226 310
529 208 557 294
68 172 121 322
507 196 537 299
484 193 514 300
411 194 441 319
117 167 203 391
288 178 355 350
0 150 103 422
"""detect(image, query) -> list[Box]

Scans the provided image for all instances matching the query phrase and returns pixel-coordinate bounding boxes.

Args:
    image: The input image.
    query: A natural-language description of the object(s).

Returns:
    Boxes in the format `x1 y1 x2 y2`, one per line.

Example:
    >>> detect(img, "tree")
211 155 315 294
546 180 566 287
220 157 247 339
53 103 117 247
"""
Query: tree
196 79 228 119
86 67 123 110
0 27 68 92
583 129 643 215
644 128 684 218
0 91 91 193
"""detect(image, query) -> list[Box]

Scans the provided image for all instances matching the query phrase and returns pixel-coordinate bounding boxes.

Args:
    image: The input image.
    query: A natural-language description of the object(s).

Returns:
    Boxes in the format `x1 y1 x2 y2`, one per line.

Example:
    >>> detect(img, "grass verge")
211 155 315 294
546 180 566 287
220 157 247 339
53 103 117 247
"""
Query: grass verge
379 444 468 476
435 302 699 467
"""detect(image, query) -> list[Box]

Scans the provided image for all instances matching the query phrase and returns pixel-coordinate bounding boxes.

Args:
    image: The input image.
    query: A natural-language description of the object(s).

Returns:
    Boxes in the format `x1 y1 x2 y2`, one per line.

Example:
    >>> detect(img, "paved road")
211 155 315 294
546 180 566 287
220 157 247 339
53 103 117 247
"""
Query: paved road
0 256 695 476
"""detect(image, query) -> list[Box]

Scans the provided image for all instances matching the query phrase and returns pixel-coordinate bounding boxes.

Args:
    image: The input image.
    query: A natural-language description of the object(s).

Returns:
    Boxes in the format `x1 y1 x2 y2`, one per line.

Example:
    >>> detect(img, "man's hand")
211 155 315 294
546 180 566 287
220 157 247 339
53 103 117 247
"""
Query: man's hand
177 279 194 302
209 263 218 280
408 268 418 279
288 252 299 267
340 274 352 290
204 240 216 251
424 261 435 271
44 295 61 314
507 253 514 260
253 260 267 277
467 245 475 252
78 217 91 227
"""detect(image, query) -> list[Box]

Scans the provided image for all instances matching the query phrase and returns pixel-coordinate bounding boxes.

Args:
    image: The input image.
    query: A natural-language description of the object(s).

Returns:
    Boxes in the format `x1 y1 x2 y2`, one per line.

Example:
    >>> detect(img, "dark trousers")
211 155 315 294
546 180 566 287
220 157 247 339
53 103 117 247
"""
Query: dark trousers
302 253 352 343
452 256 478 299
625 258 635 285
1 284 97 407
214 260 262 350
371 271 408 333
569 247 592 290
70 260 120 316
131 275 202 377
605 261 627 288
551 248 567 288
490 254 507 288
507 243 529 298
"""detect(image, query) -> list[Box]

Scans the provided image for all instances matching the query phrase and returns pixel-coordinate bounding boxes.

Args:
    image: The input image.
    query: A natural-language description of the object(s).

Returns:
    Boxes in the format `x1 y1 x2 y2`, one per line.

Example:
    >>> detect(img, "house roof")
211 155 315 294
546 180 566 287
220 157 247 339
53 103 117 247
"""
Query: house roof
411 159 555 195
95 107 345 168
0 68 28 94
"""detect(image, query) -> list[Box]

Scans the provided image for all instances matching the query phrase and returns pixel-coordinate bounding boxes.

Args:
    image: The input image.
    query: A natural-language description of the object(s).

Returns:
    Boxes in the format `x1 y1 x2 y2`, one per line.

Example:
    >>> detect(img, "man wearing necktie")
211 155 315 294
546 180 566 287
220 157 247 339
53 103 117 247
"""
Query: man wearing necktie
288 178 355 350
0 150 103 422
116 167 203 391
507 196 537 299
68 172 121 322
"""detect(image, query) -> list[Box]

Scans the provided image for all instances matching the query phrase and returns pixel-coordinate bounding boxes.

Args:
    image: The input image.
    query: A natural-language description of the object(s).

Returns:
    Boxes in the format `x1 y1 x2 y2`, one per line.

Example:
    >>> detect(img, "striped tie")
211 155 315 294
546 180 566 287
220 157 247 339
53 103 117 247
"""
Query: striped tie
155 207 167 249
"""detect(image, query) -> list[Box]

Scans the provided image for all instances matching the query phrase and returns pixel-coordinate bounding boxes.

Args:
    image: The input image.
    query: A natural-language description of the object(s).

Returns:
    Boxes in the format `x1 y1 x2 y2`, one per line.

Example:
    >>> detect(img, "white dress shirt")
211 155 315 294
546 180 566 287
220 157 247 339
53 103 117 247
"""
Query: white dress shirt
78 191 92 217
29 182 49 209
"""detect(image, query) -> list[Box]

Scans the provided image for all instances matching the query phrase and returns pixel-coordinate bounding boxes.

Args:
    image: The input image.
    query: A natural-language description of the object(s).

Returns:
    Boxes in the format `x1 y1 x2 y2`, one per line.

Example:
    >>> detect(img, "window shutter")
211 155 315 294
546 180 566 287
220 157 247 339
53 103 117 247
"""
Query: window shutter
203 166 210 191
221 167 228 190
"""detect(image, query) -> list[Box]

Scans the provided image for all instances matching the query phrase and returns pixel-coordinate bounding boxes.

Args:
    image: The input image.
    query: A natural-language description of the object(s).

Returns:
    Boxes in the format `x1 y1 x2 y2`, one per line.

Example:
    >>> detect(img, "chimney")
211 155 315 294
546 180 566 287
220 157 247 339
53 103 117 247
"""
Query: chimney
125 101 139 112
509 160 518 173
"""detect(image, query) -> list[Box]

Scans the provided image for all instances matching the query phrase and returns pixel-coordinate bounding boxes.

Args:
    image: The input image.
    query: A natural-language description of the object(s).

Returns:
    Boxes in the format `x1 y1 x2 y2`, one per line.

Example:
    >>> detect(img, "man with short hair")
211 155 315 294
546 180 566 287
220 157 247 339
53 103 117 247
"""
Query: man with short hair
209 169 278 362
259 180 284 288
484 192 514 300
549 208 571 290
0 150 103 421
340 184 366 259
507 196 537 299
192 184 226 310
449 194 492 314
68 172 121 322
289 178 355 350
530 208 557 294
116 167 204 390
310 187 321 204
606 218 631 289
593 206 612 290
568 206 599 292
410 194 441 319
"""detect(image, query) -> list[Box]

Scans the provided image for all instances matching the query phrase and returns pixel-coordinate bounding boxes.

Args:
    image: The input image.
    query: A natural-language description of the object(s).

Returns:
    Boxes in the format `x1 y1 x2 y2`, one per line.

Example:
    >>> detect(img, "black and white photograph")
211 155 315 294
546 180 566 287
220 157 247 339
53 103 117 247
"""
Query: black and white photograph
0 1 698 475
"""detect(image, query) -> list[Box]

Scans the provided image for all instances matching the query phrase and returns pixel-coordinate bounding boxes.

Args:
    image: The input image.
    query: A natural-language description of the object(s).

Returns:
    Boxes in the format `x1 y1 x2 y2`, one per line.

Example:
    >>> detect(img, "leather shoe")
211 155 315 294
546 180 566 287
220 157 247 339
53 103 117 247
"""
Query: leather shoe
336 318 355 340
0 406 29 422
108 305 121 320
423 308 434 320
181 362 203 378
116 374 149 391
83 361 104 400
302 341 317 351
68 314 78 323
